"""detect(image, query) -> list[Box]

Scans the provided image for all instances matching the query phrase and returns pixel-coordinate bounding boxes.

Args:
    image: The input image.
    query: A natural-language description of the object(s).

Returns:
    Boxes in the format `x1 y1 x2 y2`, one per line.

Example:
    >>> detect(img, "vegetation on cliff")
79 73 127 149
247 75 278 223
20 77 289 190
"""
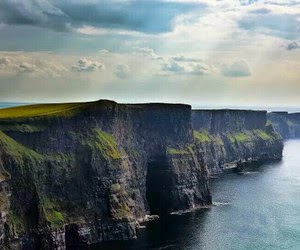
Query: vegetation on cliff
0 130 42 163
193 130 223 145
0 100 116 119
42 198 65 228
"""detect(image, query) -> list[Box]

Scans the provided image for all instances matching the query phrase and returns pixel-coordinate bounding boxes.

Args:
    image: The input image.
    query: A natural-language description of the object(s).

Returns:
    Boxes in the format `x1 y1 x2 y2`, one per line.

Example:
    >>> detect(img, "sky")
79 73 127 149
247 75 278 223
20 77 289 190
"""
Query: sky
0 0 300 108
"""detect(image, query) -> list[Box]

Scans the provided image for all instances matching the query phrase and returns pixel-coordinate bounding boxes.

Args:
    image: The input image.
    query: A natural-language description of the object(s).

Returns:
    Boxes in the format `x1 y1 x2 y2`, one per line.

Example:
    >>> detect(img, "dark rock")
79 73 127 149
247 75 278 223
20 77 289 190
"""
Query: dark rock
268 112 300 139
192 109 283 174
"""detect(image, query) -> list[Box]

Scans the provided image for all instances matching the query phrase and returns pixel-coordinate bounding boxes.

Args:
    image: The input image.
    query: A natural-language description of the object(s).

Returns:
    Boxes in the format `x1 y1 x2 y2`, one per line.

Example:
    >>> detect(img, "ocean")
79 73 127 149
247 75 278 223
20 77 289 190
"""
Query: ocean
95 140 300 250
0 102 28 109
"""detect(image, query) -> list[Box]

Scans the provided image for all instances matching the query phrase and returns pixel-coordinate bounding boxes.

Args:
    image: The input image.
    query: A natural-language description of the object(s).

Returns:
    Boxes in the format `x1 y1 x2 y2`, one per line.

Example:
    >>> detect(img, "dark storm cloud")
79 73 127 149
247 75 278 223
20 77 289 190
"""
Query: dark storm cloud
0 0 206 34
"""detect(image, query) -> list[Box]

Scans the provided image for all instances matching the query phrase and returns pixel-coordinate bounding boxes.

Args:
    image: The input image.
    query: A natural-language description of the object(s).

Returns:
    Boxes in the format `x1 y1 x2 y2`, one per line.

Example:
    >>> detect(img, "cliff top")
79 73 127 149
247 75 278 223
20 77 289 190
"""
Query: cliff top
0 100 191 119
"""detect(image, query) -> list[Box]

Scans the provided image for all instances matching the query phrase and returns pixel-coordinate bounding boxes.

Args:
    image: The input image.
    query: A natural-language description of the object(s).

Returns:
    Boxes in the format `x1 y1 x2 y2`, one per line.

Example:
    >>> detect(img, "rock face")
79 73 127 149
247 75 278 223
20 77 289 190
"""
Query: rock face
268 112 300 139
192 110 283 174
0 100 211 249
0 102 285 249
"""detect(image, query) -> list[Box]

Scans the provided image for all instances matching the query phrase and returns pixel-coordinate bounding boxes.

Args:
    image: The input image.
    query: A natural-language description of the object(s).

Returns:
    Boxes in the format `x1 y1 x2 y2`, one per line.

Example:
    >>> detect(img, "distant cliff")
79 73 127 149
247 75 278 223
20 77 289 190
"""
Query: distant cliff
268 112 300 139
192 110 283 174
0 100 211 249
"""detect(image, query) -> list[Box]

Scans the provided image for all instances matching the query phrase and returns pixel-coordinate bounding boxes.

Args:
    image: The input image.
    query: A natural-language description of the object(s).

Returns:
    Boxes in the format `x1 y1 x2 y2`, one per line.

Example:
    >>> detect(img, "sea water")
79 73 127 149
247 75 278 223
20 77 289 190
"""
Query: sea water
96 140 300 250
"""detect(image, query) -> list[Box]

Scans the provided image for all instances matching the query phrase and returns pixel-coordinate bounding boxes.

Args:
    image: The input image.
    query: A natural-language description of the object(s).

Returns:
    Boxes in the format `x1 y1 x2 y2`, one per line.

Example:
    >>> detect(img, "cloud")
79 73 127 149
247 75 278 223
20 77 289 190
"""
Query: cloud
239 13 300 39
115 64 130 79
0 0 68 31
72 58 105 72
0 53 68 77
249 8 271 14
286 41 300 50
134 47 163 60
0 0 206 34
161 60 213 75
172 55 203 62
162 61 185 73
190 63 211 75
221 60 251 77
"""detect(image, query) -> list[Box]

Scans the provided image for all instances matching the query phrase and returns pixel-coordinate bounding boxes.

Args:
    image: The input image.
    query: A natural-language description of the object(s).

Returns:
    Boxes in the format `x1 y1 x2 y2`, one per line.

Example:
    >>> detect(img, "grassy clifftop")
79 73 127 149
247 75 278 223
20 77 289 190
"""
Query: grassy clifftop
0 100 116 119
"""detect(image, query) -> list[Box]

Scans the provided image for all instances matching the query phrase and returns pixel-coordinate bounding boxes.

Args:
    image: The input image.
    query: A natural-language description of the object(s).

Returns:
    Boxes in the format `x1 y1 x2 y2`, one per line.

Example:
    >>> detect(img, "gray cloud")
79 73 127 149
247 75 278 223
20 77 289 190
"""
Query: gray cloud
221 60 251 77
162 61 185 73
72 58 105 72
239 13 300 39
286 41 300 50
0 0 205 34
162 60 212 75
115 64 130 79
172 55 203 62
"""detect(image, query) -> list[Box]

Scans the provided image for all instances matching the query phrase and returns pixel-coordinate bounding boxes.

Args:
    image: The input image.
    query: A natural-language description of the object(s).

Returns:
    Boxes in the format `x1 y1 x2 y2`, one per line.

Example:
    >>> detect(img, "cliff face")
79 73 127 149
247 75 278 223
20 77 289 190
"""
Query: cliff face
268 112 300 139
0 100 211 249
192 110 283 174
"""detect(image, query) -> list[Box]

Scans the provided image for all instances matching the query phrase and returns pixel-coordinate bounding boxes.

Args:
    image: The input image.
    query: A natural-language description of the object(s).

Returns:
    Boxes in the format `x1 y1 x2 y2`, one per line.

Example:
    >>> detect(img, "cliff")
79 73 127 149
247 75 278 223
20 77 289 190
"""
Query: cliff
192 110 283 174
268 112 300 139
0 100 211 249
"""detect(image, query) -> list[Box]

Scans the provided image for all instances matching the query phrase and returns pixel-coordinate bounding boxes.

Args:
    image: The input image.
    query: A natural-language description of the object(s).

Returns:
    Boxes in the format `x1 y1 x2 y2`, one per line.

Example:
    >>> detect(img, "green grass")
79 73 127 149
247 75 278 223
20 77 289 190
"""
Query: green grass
94 129 122 160
166 147 190 155
0 102 92 119
254 129 274 140
79 129 122 161
0 100 116 119
43 198 65 228
193 130 211 143
193 130 224 145
226 132 251 143
0 131 42 162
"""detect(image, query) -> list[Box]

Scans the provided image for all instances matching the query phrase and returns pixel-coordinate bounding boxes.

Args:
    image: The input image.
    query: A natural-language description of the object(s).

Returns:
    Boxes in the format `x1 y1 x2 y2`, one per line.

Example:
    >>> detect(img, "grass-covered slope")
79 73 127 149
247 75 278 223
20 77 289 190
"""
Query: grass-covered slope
0 100 117 119
0 103 87 118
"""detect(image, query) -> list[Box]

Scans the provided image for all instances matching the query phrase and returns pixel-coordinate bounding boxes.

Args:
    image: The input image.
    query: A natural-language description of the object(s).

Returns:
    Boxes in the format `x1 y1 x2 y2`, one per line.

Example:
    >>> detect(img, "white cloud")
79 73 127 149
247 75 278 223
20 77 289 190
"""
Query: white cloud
115 64 130 79
72 58 105 72
0 53 68 77
161 59 215 76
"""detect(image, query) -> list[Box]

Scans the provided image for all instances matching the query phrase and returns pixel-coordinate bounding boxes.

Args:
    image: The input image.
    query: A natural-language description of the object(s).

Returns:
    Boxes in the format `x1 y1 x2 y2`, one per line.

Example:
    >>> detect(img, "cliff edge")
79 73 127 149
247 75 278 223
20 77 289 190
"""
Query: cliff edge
0 100 211 249
268 112 300 139
192 109 283 174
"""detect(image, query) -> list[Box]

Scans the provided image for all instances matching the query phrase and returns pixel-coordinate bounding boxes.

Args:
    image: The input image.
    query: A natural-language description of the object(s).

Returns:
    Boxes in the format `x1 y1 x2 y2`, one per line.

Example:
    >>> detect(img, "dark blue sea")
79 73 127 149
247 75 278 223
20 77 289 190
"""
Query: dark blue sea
95 140 300 250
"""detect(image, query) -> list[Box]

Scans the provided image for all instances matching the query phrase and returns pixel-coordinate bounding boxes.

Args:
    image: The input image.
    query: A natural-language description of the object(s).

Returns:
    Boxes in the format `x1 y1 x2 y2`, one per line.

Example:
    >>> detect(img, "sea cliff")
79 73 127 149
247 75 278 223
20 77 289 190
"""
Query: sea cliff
268 112 300 139
0 100 211 249
0 102 284 249
192 110 283 174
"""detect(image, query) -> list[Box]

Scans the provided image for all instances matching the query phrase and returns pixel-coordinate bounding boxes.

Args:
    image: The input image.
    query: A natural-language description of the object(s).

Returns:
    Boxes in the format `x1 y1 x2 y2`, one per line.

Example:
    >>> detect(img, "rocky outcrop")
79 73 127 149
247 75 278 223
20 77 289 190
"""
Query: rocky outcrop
0 100 211 249
268 112 300 139
192 110 283 174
